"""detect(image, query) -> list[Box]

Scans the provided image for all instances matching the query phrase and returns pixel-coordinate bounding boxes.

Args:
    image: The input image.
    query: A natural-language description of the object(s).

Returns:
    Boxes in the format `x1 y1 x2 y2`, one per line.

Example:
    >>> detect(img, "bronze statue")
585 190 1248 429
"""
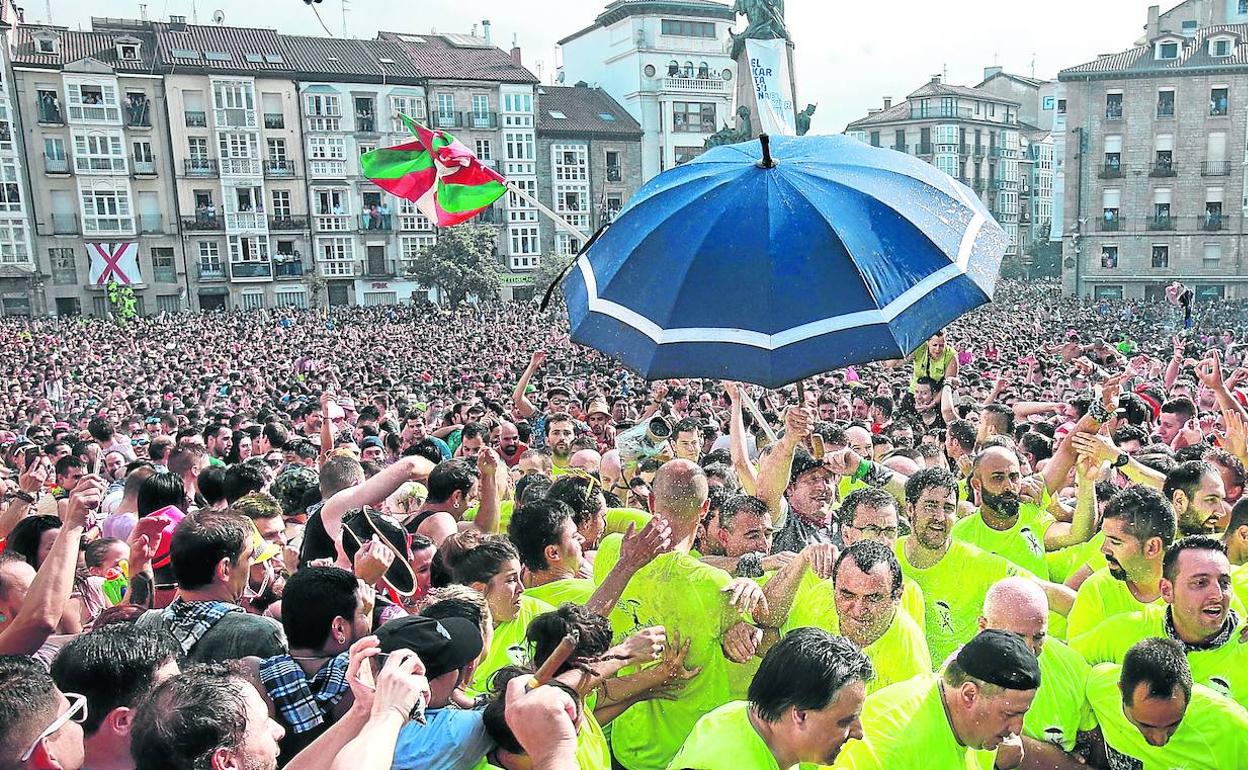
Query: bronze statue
795 104 816 136
730 0 790 59
704 106 753 149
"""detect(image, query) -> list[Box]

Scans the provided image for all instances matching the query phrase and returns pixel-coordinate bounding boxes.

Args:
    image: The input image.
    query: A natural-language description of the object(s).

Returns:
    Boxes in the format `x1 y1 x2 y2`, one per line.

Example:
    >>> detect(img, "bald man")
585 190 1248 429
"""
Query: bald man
568 448 601 478
593 459 749 770
979 577 1096 770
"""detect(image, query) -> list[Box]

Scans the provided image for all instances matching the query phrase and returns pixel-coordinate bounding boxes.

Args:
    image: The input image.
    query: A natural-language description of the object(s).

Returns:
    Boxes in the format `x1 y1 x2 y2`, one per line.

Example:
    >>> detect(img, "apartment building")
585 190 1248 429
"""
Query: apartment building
845 77 1026 258
0 5 34 316
533 83 643 301
11 22 183 316
558 0 737 180
1058 6 1248 300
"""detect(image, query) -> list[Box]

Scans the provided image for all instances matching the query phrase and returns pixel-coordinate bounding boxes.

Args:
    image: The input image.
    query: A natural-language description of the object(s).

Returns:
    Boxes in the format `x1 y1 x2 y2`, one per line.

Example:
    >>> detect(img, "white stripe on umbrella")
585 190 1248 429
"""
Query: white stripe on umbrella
574 210 988 352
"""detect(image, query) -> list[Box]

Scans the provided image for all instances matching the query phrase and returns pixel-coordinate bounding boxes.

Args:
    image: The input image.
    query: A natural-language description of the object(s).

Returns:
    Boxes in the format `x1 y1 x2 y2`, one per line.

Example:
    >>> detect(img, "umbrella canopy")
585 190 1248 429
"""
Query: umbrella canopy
561 134 1008 388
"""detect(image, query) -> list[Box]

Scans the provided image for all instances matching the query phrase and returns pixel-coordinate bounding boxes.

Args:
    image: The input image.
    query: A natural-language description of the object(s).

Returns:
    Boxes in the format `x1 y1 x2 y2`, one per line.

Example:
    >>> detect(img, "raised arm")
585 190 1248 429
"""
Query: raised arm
724 382 758 495
511 350 546 419
755 407 810 516
471 448 504 535
0 475 104 655
1044 454 1101 550
321 456 435 544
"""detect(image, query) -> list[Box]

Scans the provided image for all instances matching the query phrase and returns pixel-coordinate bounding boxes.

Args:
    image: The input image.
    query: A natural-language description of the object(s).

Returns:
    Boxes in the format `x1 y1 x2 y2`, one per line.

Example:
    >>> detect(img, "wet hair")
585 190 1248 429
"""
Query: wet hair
1102 486 1176 547
904 467 959 506
130 664 251 770
426 459 479 504
169 510 250 590
3 515 61 567
280 567 361 649
1162 460 1217 508
51 624 178 735
1162 534 1226 585
836 487 897 527
508 499 575 572
748 628 873 722
444 534 519 585
1119 638 1192 706
834 540 903 600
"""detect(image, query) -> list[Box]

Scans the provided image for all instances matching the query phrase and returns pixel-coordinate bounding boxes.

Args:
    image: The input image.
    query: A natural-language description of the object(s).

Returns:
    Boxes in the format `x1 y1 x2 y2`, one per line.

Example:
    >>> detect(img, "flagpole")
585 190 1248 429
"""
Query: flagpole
503 181 591 242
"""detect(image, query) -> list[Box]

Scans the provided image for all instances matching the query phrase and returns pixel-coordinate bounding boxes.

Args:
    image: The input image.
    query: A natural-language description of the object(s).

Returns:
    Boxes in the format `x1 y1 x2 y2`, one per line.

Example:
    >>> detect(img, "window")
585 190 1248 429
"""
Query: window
869 131 881 147
436 93 455 121
399 235 435 272
674 146 704 165
198 241 222 274
271 190 291 219
44 136 65 160
1157 89 1175 117
317 237 354 276
213 80 256 127
151 247 176 283
509 225 539 255
187 136 209 160
1153 188 1172 225
72 131 126 173
472 94 489 118
132 139 153 164
1152 245 1169 269
228 235 269 263
504 132 534 161
1211 87 1229 116
660 19 715 38
156 294 181 314
1105 92 1123 119
305 93 340 131
1214 39 1233 57
1154 133 1174 172
274 289 307 309
668 60 680 76
0 220 28 264
1241 0 1248 14
1205 243 1223 267
1103 135 1122 174
50 247 77 284
66 81 120 122
1158 41 1179 60
80 187 133 233
1206 187 1224 228
1100 245 1118 269
267 138 287 163
1057 99 1066 115
308 136 346 161
502 92 533 114
219 132 257 159
673 101 715 133
354 96 376 132
239 291 264 311
475 139 492 160
390 95 426 130
37 37 56 54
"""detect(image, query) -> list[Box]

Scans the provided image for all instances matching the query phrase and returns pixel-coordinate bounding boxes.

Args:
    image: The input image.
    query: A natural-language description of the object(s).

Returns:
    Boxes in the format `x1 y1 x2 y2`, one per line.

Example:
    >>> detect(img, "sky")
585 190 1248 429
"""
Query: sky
51 0 1161 132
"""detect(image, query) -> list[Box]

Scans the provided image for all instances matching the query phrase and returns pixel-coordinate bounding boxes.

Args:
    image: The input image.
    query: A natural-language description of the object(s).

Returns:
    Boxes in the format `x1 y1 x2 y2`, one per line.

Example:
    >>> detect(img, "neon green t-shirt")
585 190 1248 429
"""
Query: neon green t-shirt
594 536 741 770
1233 563 1248 612
576 708 611 770
1023 638 1095 752
607 507 652 536
1086 662 1248 769
1071 604 1248 708
830 674 995 770
666 700 785 770
1066 567 1164 641
783 578 932 694
895 538 1029 667
467 594 554 696
1045 531 1106 585
524 577 596 608
950 502 1054 579
463 499 516 530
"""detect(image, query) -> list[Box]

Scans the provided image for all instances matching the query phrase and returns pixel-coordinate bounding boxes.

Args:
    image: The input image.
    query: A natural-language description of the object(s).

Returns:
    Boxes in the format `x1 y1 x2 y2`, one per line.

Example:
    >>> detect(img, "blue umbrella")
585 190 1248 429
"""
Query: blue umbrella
560 133 1008 389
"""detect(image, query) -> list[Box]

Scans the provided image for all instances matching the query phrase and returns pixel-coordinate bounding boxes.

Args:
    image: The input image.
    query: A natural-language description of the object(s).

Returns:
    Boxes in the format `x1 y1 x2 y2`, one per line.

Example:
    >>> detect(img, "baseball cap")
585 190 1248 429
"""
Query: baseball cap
545 385 572 400
361 436 384 450
955 629 1042 691
375 615 483 680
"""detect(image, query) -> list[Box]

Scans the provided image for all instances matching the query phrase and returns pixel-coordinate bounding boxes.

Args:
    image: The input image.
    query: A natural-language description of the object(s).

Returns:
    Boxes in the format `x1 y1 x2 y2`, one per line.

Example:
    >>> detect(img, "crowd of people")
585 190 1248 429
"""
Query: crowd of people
3 278 1248 769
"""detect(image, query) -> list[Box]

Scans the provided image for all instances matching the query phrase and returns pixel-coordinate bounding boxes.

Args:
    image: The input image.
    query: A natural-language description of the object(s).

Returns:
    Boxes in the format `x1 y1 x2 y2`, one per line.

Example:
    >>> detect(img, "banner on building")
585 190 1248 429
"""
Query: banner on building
87 242 142 285
745 38 797 136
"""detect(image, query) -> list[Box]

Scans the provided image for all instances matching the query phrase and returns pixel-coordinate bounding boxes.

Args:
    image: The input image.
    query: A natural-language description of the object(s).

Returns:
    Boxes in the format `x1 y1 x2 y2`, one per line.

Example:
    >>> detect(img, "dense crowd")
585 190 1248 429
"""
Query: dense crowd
3 278 1248 770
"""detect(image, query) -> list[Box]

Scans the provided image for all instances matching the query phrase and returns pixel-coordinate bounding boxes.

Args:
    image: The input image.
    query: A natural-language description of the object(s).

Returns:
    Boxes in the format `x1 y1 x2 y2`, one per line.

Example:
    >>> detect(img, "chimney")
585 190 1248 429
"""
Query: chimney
930 73 941 85
169 14 187 31
882 96 892 109
983 65 1003 81
482 19 491 44
510 33 522 66
1147 5 1160 39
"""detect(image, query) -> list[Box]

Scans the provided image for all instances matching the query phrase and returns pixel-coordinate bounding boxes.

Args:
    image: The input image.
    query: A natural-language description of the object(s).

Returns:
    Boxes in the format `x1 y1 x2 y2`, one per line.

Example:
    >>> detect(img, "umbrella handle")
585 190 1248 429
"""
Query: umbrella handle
757 134 776 169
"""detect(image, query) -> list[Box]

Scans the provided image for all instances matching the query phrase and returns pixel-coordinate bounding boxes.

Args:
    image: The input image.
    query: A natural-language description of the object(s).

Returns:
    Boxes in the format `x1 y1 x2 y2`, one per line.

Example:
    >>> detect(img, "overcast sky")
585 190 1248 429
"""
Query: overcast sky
53 0 1157 131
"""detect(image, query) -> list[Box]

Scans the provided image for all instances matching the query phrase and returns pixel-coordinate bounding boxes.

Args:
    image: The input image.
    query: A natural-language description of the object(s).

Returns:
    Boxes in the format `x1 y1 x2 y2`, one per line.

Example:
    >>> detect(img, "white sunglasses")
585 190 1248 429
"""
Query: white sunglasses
20 691 87 762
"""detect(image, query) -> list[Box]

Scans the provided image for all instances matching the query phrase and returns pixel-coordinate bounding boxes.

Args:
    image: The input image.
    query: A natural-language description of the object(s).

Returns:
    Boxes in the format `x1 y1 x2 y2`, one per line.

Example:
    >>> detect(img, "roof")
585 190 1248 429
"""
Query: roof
559 0 734 45
150 21 291 73
378 31 537 83
536 85 643 137
1061 23 1248 79
12 25 158 71
977 70 1048 89
281 35 423 82
906 80 1020 106
844 101 912 129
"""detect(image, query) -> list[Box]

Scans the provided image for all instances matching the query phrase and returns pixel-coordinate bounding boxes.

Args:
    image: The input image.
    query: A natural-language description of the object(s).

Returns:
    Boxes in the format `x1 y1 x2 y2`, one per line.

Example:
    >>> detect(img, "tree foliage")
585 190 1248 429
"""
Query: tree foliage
403 224 501 305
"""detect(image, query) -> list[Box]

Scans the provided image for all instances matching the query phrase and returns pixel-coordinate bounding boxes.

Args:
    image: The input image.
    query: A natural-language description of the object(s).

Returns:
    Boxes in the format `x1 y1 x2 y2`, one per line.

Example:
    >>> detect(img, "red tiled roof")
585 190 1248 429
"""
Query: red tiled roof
537 85 642 136
378 31 537 83
12 25 157 70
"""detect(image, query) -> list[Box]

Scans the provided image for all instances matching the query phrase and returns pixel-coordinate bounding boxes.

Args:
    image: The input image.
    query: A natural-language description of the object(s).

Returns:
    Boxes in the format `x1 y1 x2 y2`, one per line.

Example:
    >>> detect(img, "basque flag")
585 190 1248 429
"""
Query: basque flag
87 242 142 285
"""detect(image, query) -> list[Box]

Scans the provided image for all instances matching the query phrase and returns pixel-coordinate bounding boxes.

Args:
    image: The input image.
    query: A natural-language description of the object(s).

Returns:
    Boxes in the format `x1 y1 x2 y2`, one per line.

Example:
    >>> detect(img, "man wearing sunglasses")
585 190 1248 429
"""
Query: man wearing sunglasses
0 655 86 770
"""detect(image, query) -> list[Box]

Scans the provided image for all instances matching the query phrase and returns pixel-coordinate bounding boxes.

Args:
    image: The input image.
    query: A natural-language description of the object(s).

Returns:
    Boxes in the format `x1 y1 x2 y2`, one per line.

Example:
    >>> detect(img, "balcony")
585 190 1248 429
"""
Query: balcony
220 157 261 177
1202 161 1231 176
184 110 207 128
363 258 397 278
38 101 63 124
230 261 272 280
355 115 378 133
126 102 151 127
139 214 163 234
916 143 934 155
264 159 295 177
1105 105 1123 121
1202 213 1225 231
606 165 622 182
662 76 728 94
466 111 498 130
268 216 307 231
44 155 69 174
909 106 973 120
133 157 157 176
182 215 223 231
215 108 257 129
1211 100 1229 117
1149 162 1176 177
68 102 121 123
274 257 305 278
432 111 463 129
225 211 267 231
359 214 394 231
314 214 352 232
1146 215 1174 231
1098 163 1123 179
197 263 226 281
309 159 347 177
1098 217 1123 232
184 158 218 176
973 146 986 158
263 113 285 129
50 213 79 235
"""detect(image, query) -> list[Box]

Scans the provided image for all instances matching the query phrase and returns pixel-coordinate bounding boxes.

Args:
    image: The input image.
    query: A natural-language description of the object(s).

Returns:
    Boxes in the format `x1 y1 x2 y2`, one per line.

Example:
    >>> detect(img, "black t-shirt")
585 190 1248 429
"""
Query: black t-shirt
298 502 335 568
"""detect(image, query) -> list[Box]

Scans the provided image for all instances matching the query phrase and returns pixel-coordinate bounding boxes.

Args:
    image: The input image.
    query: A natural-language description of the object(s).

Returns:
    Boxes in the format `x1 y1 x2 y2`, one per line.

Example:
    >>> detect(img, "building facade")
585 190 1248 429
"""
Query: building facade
845 77 1026 259
558 0 737 181
0 4 35 316
1058 5 1248 300
534 83 643 301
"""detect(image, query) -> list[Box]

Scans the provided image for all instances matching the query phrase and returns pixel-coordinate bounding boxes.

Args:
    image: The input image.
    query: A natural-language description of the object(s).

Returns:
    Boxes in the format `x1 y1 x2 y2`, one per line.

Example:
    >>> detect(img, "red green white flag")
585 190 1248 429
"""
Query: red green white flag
360 113 507 227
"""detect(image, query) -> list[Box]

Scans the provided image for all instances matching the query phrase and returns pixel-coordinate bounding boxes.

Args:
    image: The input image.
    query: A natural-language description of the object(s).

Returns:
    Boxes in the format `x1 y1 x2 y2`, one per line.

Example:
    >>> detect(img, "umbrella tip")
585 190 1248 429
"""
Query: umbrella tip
757 134 776 169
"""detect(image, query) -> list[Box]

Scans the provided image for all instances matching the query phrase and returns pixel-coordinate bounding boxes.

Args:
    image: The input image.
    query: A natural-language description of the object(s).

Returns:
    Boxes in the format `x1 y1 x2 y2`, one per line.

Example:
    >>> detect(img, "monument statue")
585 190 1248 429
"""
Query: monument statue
704 106 753 149
795 104 816 136
730 0 790 59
